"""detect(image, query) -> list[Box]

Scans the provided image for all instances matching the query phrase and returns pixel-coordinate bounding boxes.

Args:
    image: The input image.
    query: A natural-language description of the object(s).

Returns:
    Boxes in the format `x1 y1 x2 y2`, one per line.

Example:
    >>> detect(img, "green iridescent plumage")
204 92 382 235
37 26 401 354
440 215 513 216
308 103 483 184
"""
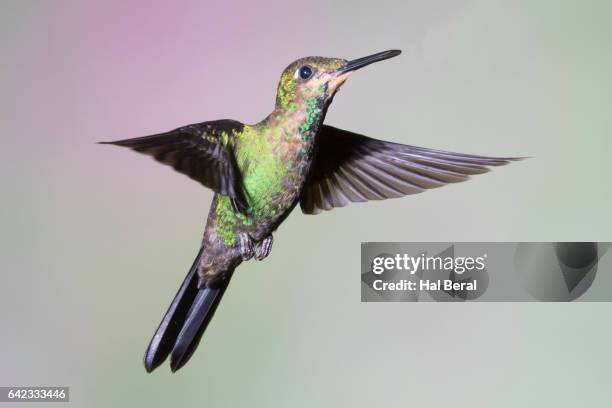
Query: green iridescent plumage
208 64 342 246
101 50 522 373
214 134 287 246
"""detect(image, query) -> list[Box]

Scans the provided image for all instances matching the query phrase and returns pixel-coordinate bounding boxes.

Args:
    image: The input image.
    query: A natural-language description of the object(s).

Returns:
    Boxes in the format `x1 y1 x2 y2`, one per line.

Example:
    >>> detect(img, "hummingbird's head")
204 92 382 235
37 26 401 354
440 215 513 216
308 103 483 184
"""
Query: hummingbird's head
275 49 402 111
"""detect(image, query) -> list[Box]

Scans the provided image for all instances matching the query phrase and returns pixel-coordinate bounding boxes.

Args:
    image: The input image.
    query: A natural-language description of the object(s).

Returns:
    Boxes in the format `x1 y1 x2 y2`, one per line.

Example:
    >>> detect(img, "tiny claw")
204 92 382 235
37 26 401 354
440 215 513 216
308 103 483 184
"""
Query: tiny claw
238 233 254 261
254 235 274 261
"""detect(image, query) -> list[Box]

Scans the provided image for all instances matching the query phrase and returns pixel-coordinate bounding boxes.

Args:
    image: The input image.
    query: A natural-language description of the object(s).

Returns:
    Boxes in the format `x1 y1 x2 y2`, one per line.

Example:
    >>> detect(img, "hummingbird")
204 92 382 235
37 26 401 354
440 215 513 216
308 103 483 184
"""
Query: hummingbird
101 49 521 373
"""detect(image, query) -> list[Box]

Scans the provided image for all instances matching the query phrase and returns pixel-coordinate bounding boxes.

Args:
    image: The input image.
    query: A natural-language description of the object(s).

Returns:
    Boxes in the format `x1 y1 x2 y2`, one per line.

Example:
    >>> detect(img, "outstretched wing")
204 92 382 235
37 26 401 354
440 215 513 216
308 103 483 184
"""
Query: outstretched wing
100 119 247 208
300 125 523 214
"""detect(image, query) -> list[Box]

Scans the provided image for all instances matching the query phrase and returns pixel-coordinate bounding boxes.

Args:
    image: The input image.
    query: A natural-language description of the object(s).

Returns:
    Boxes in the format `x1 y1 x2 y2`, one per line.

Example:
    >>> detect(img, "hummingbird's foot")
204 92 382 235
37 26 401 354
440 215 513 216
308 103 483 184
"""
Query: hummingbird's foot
237 232 254 261
254 235 273 261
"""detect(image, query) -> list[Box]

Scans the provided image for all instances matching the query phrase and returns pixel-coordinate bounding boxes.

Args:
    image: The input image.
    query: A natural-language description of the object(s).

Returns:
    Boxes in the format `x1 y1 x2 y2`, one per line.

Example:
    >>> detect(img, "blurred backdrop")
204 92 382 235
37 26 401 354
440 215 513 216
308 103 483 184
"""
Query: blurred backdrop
1 0 611 406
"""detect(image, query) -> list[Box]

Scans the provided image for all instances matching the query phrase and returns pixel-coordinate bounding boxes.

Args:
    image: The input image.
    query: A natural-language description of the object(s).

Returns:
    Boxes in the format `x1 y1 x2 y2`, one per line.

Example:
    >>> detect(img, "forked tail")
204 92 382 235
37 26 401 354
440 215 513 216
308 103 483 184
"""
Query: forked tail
144 247 232 373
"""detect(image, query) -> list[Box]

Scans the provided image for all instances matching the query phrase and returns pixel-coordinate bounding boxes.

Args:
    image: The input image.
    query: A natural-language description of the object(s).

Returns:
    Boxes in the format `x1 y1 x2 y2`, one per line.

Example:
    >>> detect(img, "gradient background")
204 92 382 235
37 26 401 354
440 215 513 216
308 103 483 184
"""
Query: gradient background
1 0 611 406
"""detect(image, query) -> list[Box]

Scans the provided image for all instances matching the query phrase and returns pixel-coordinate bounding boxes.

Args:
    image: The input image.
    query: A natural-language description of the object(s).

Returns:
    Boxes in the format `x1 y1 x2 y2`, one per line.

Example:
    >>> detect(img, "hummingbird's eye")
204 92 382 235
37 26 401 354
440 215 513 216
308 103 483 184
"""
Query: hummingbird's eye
298 65 313 80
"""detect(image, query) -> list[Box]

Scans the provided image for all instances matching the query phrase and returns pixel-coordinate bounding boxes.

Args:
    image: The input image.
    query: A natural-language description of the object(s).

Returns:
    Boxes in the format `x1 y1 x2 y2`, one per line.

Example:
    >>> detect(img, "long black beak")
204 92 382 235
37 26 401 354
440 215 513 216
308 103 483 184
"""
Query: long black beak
337 49 402 73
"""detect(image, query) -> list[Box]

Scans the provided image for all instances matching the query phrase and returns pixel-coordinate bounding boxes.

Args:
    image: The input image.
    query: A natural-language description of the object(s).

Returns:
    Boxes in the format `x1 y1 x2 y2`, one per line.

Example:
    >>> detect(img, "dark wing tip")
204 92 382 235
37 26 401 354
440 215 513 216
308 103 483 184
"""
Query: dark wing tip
485 156 530 166
97 139 133 146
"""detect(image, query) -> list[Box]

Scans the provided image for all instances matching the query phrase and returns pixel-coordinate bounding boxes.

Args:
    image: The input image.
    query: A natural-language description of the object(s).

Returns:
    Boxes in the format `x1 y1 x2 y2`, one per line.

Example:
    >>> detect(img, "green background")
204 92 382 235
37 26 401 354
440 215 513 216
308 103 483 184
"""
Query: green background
1 0 611 406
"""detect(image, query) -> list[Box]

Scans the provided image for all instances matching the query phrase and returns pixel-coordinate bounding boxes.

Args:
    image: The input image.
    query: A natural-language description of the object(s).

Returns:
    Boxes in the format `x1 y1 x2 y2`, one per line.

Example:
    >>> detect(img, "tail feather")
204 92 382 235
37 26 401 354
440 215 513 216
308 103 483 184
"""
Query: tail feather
143 247 232 373
169 282 229 372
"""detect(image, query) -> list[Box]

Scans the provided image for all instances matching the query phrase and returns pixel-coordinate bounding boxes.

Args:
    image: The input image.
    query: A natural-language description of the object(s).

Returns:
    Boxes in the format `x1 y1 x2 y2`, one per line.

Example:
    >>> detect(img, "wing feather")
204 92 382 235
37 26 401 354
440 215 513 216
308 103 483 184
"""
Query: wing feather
300 125 523 214
100 119 247 208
